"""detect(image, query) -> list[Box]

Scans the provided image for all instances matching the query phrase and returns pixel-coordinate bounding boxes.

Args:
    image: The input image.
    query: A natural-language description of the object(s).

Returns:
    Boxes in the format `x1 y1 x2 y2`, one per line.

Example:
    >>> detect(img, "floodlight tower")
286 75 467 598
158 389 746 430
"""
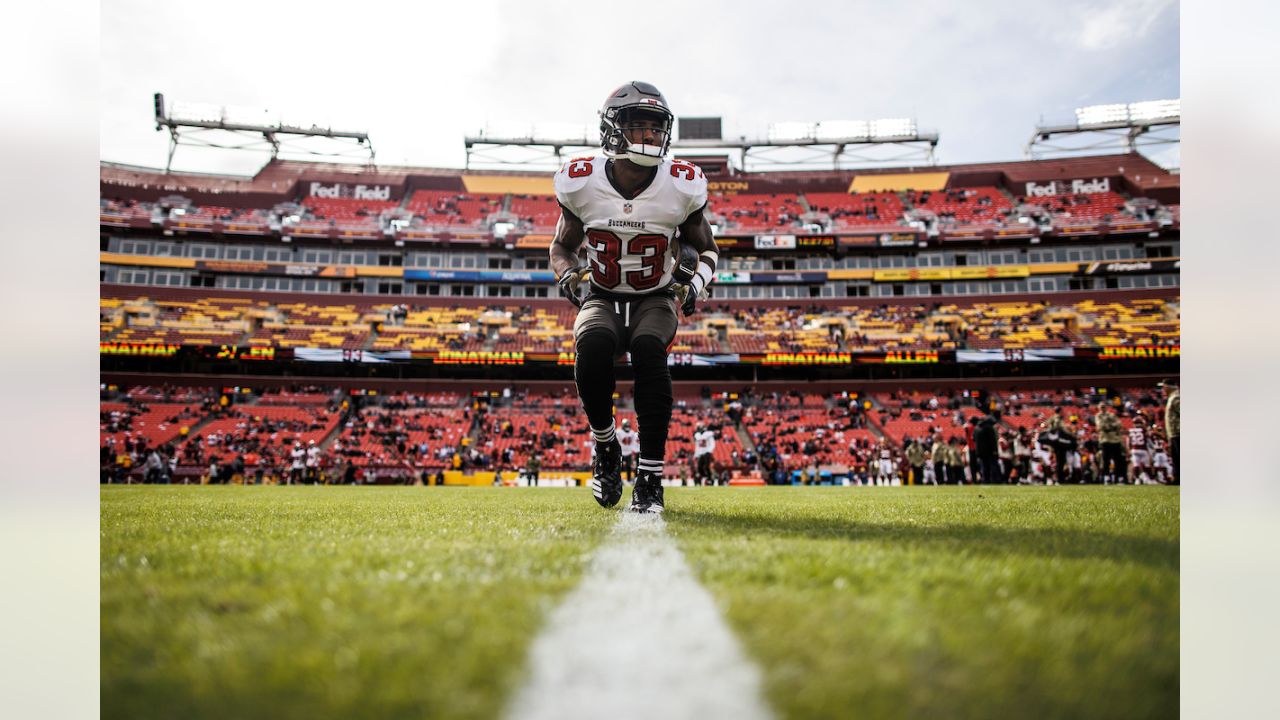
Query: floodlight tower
1026 99 1180 161
153 92 376 173
463 116 938 172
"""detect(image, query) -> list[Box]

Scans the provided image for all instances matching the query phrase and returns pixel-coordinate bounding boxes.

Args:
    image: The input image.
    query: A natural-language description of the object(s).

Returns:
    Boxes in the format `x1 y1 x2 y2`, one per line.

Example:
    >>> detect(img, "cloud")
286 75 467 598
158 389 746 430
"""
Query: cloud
1076 0 1177 50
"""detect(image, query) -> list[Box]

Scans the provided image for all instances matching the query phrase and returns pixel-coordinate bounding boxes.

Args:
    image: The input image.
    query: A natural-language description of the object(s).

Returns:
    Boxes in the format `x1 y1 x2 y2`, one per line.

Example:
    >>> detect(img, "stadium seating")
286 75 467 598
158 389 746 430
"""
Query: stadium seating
405 190 504 228
509 194 561 229
1017 191 1136 225
101 402 204 451
707 192 804 231
303 197 397 223
905 186 1014 226
804 191 906 228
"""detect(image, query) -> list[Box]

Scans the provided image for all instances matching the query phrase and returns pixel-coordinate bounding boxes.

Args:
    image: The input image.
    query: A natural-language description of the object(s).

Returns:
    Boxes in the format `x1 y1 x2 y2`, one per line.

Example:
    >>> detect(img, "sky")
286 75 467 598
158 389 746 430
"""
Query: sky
99 0 1180 176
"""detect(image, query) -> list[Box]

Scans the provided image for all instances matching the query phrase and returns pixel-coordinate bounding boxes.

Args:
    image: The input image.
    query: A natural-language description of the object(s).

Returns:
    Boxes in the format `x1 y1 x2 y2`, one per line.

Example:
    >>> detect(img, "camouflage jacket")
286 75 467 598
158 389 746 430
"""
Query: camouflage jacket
1165 392 1180 438
1096 412 1125 444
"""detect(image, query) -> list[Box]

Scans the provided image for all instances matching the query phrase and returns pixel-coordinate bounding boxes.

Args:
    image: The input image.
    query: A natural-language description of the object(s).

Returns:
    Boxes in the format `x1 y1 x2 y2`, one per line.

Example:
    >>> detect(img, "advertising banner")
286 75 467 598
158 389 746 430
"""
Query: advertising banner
667 353 743 367
514 235 553 249
878 232 919 247
754 235 797 250
714 271 752 285
1082 259 1180 275
293 348 410 363
402 269 555 284
749 271 828 284
193 260 357 278
433 350 526 365
100 341 181 357
957 348 1076 363
1094 345 1180 360
950 265 1030 280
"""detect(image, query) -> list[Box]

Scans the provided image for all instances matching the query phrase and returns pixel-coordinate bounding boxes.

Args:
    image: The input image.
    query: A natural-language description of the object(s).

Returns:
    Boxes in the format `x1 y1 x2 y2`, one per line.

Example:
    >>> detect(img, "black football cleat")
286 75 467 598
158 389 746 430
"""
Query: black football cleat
628 470 665 514
591 440 624 508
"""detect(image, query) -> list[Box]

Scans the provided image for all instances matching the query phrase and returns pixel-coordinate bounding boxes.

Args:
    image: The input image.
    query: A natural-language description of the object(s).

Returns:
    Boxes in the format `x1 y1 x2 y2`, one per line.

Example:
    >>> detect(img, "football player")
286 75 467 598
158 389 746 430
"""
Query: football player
617 418 639 484
1128 413 1152 484
550 81 717 514
693 423 716 486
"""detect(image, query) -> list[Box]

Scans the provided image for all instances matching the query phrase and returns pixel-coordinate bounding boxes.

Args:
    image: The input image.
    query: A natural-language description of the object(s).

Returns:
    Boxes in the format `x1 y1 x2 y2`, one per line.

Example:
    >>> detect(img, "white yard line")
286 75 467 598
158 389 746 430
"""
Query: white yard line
504 512 774 720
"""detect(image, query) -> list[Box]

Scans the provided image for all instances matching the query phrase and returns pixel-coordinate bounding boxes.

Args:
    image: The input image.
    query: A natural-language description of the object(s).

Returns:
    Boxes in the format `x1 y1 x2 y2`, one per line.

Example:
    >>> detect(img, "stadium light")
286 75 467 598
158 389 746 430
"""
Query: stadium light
532 123 592 142
768 122 816 142
156 93 374 172
1075 100 1179 128
870 118 916 139
1128 99 1180 122
480 122 535 141
1075 103 1129 126
815 121 869 141
169 101 225 125
1030 98 1179 163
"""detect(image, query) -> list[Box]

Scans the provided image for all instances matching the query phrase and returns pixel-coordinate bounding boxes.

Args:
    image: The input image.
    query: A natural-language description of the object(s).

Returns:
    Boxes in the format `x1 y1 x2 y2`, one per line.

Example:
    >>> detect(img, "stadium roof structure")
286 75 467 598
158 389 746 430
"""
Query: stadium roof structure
153 92 376 173
463 118 939 173
1027 99 1180 162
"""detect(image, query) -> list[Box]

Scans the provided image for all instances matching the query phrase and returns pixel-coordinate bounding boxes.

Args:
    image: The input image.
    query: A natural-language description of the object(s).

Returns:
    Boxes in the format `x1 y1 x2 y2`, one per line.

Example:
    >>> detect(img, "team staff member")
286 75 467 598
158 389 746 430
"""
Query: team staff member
1160 379 1179 485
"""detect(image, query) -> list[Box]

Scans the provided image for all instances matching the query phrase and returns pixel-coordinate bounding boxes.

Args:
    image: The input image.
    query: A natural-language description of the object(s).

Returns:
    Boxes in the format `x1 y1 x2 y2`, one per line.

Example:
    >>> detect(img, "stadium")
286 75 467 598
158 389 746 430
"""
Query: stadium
101 90 1179 717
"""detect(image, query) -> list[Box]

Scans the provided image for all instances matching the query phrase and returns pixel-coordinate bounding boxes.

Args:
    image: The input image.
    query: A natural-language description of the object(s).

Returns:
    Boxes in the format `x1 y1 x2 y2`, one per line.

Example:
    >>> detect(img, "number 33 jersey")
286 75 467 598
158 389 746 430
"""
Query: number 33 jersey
554 155 708 296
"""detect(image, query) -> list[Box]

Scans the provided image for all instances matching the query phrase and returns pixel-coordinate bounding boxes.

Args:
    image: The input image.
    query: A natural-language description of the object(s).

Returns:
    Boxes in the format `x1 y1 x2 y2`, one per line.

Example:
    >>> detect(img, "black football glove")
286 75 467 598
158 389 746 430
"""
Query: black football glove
673 278 708 316
557 264 590 308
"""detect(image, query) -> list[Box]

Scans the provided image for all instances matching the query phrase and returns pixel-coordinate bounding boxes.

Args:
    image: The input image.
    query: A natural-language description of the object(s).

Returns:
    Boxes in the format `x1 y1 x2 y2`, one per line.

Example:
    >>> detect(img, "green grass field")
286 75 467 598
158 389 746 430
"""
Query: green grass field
102 486 1178 719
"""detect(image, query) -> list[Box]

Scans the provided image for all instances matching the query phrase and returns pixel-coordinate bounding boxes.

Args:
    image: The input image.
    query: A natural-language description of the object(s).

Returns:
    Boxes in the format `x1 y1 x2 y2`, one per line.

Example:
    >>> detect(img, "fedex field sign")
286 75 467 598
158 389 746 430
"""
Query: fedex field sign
1024 177 1111 197
309 182 393 201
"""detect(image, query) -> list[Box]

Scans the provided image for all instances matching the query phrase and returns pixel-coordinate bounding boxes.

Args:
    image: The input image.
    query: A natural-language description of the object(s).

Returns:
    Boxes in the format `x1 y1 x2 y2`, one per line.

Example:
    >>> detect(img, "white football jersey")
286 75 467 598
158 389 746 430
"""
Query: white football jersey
554 155 708 296
617 428 640 456
1128 426 1148 450
694 430 715 457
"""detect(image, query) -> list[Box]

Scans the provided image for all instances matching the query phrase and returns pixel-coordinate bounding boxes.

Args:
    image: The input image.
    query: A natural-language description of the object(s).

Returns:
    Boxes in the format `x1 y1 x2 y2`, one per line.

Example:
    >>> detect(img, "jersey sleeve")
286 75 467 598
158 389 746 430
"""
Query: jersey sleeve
553 156 598 219
670 161 709 224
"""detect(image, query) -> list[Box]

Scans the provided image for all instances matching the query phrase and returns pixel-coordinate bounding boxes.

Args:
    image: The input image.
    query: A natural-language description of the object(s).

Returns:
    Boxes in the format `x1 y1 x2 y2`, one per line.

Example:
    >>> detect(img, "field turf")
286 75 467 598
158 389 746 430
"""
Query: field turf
102 485 1178 719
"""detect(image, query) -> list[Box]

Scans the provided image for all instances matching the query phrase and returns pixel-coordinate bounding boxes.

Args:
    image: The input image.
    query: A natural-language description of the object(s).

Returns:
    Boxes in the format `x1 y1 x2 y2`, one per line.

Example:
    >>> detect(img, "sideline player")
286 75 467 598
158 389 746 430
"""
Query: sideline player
550 81 717 514
875 439 895 486
693 423 716 486
1151 438 1171 485
617 418 639 485
1128 414 1153 484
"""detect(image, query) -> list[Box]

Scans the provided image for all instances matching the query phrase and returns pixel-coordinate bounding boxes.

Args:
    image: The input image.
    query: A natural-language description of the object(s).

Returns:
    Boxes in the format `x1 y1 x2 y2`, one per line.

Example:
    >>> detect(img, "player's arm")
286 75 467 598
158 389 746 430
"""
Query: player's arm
672 209 718 315
550 205 589 307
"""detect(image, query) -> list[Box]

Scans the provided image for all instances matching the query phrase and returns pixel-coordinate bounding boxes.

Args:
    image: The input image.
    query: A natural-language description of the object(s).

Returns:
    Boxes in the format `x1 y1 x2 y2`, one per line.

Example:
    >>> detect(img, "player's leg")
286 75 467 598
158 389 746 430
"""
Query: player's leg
573 300 625 508
626 295 678 513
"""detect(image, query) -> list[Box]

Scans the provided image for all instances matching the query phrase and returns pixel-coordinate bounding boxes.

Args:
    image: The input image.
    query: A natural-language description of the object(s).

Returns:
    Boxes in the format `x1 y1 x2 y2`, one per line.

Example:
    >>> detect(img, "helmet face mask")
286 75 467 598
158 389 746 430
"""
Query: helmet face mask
600 81 674 167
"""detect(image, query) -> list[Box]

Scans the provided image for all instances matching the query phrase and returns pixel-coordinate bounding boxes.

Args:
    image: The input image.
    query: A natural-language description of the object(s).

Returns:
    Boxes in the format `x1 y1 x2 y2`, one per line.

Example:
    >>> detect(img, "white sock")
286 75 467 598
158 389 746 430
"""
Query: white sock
637 457 664 477
591 422 616 445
